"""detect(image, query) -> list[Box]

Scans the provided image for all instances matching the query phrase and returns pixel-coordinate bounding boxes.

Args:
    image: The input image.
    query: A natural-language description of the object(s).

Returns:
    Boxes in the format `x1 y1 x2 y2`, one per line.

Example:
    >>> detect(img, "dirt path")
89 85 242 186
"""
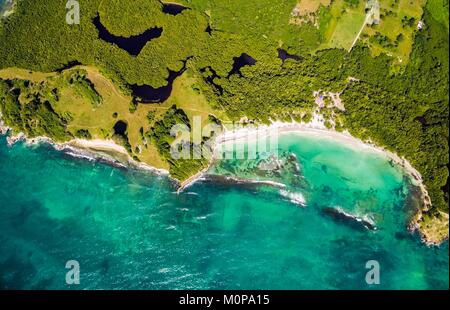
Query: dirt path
348 11 372 52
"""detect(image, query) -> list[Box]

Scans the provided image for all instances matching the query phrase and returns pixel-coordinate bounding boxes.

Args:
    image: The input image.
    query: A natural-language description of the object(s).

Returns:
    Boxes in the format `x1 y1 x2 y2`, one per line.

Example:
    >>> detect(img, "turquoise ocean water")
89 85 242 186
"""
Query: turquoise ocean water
0 133 448 289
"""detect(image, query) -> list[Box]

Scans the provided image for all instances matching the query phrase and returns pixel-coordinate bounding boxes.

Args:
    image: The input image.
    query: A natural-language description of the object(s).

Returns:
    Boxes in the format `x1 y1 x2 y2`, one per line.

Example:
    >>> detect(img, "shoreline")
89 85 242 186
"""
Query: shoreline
0 122 171 178
177 165 210 193
1 118 446 245
0 117 432 204
211 119 444 245
61 138 171 176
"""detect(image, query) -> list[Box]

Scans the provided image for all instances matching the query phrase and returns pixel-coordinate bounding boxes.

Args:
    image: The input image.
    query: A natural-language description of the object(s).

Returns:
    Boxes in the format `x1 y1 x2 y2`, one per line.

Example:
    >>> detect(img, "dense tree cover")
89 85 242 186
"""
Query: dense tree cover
147 105 208 181
185 0 314 52
0 79 72 141
68 70 102 107
339 9 449 213
0 0 448 215
0 0 207 88
0 0 318 87
98 0 165 36
426 0 449 30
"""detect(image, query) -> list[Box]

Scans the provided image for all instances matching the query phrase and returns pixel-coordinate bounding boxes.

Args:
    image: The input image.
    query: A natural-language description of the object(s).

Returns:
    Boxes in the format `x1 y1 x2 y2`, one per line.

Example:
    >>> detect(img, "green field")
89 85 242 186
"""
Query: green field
363 0 426 63
327 2 367 51
0 65 227 176
311 0 427 63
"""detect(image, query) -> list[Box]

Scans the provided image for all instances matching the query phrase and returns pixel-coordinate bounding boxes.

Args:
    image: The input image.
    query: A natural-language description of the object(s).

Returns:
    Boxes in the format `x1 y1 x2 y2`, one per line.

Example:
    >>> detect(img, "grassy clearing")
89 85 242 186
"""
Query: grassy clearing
318 0 367 51
0 65 227 175
165 69 230 127
0 68 53 82
314 0 427 63
362 0 426 64
331 5 366 50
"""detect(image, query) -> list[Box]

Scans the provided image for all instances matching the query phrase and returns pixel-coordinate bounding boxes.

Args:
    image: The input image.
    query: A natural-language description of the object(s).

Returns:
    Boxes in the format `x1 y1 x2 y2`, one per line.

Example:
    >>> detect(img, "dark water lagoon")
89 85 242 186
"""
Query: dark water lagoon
228 53 257 78
93 15 163 56
131 58 190 103
277 48 303 63
162 2 189 16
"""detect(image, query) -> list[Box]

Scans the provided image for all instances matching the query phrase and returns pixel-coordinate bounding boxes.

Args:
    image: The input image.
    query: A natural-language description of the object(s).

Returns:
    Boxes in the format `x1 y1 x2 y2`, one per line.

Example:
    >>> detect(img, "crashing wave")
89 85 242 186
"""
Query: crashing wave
186 192 199 196
62 150 97 162
279 189 306 207
322 206 377 231
59 145 128 169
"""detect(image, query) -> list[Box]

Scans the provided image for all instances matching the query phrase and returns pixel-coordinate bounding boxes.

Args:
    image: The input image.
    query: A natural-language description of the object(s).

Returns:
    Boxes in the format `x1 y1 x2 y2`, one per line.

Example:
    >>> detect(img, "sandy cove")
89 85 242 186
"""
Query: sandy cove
215 120 426 188
212 119 446 245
